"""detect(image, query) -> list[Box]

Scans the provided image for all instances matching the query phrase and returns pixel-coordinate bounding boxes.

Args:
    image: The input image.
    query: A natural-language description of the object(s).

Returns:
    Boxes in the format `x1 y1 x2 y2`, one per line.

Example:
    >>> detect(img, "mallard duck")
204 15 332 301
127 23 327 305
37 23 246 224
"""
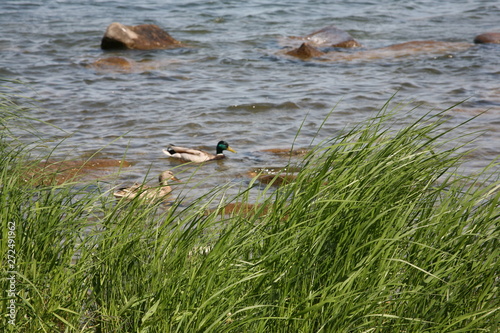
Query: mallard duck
113 170 179 200
162 140 236 163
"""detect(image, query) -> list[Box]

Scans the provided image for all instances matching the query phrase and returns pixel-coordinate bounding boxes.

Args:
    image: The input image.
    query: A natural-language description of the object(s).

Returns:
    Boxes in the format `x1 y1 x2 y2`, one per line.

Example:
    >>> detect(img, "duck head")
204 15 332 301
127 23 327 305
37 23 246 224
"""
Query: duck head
159 170 180 185
216 141 236 155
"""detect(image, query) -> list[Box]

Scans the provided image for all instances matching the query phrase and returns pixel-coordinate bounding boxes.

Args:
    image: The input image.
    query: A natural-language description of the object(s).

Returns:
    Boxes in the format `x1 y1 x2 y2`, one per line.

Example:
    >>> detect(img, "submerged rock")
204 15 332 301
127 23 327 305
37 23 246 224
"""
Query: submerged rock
352 40 472 60
280 25 500 62
302 25 361 48
88 56 184 74
259 148 309 157
286 40 471 61
247 164 302 188
26 159 132 185
256 174 297 187
90 56 136 72
285 42 326 59
101 22 184 50
279 25 360 59
474 32 500 44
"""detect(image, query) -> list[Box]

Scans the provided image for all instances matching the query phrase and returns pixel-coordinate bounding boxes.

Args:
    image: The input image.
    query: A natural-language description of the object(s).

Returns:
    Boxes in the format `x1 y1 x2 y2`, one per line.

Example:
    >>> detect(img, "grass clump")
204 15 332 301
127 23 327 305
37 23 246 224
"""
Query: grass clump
1 94 499 332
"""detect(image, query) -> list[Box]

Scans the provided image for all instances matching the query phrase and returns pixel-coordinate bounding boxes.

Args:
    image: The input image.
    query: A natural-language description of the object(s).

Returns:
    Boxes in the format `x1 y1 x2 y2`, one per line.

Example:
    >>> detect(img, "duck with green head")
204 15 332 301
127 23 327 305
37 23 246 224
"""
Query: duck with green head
163 140 236 163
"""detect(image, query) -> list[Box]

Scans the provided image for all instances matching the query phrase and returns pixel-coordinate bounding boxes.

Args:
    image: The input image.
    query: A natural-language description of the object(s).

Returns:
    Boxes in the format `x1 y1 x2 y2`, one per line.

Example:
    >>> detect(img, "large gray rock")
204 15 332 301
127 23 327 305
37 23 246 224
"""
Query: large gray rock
101 22 184 50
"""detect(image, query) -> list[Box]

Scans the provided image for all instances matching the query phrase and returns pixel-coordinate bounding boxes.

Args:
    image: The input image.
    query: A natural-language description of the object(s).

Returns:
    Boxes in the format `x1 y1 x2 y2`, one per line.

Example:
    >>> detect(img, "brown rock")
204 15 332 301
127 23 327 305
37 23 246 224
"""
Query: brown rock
289 40 471 62
257 174 296 187
333 40 362 48
90 56 135 72
25 159 132 185
286 42 325 59
260 148 309 157
375 40 470 56
474 32 500 44
101 22 183 50
210 203 260 215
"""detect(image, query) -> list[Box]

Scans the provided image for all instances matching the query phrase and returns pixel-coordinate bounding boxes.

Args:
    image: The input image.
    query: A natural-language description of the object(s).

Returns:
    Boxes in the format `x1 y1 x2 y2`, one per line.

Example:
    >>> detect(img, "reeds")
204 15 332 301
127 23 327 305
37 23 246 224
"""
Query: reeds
1 93 498 332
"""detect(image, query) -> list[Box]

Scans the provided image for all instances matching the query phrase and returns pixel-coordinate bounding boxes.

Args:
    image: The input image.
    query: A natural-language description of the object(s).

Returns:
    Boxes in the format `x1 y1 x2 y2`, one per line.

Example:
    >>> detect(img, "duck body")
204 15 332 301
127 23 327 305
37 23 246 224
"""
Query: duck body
163 141 236 163
113 170 179 201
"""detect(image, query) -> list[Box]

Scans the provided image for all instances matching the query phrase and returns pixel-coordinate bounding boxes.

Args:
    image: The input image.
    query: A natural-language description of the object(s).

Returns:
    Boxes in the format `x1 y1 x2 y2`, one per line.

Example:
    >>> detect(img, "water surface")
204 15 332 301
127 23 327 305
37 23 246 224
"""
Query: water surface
1 0 499 198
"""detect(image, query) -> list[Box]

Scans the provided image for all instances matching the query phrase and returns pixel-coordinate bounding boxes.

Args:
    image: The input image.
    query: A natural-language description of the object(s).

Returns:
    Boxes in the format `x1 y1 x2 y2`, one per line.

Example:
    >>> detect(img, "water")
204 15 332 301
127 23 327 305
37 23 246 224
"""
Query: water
1 0 499 199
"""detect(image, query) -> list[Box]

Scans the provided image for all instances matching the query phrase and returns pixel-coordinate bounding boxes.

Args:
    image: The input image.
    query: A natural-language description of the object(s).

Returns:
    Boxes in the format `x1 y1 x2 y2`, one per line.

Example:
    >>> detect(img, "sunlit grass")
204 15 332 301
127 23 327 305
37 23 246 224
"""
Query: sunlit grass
1 91 498 332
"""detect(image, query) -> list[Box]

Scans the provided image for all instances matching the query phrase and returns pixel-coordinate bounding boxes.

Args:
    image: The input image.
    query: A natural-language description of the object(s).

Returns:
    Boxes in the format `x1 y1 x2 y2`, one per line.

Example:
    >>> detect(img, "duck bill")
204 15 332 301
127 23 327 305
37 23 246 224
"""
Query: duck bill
227 147 236 153
171 176 181 182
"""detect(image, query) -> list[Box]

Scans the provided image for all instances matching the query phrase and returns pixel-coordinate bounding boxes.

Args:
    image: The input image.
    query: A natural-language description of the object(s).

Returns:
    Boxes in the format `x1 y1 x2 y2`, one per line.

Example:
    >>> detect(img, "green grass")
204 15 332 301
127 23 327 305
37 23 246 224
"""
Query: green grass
1 92 499 332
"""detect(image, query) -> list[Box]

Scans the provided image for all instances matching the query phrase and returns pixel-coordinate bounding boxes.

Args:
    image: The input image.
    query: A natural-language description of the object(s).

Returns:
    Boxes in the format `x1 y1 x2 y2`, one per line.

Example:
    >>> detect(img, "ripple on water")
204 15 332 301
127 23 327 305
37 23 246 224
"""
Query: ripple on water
227 101 300 112
1 0 499 198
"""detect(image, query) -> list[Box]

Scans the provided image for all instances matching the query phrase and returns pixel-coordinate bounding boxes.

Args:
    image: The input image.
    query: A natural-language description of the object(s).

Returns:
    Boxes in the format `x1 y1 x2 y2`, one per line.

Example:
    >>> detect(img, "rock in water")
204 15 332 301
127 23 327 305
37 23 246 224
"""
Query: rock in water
304 25 361 48
286 42 325 59
90 56 135 71
474 32 500 44
101 22 183 50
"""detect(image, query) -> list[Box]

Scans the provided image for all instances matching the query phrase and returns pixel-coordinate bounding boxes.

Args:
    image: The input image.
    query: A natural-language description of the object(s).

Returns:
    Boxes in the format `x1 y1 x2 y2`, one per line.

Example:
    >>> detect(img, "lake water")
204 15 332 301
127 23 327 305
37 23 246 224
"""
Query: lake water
1 0 499 199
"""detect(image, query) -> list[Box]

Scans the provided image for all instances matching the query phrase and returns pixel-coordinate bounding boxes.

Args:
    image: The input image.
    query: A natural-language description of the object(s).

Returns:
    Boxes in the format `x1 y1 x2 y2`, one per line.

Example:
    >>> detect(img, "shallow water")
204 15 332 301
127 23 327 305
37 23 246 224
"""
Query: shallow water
1 0 499 199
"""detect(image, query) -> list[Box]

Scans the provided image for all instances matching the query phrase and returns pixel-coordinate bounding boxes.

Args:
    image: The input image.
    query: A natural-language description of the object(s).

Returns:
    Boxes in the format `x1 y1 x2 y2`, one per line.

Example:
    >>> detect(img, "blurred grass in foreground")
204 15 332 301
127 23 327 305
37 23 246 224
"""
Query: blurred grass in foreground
1 90 499 332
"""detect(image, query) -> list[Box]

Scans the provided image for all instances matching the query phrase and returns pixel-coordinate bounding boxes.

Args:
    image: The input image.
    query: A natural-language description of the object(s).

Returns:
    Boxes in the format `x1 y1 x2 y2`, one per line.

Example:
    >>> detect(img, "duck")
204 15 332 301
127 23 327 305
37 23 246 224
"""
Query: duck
162 140 236 163
113 170 179 200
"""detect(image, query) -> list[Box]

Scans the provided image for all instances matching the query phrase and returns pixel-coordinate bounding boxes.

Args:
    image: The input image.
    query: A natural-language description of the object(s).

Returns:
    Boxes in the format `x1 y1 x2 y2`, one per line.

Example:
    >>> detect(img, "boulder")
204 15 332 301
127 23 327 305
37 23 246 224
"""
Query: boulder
101 22 183 50
474 32 500 44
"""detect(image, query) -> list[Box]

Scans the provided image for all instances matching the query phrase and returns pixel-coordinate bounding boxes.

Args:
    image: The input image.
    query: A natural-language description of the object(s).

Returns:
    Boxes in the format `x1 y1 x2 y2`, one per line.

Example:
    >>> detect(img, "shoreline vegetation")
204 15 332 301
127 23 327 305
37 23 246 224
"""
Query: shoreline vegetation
1 91 499 332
